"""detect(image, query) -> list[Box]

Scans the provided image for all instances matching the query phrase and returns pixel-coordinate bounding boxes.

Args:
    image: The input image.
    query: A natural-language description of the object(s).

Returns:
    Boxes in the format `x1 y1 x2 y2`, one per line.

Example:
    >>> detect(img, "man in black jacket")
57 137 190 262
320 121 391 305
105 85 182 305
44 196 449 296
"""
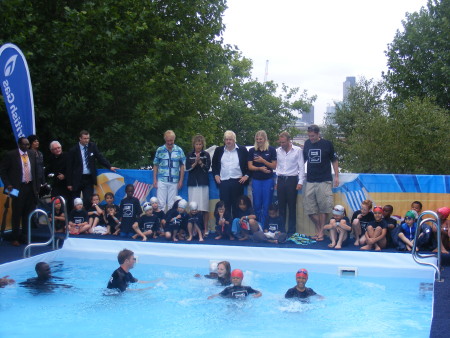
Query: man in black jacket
66 130 118 209
212 130 249 219
0 137 39 245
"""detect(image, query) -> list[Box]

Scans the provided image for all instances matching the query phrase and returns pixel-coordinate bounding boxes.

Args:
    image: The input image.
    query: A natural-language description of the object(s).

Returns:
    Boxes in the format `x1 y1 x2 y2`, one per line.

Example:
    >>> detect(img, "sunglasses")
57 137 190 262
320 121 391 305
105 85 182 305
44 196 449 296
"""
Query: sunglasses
404 217 414 221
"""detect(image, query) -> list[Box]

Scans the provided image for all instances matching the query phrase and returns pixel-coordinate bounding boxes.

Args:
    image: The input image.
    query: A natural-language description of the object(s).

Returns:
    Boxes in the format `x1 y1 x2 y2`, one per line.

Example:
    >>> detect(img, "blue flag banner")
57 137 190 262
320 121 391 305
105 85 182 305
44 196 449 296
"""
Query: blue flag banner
0 43 36 141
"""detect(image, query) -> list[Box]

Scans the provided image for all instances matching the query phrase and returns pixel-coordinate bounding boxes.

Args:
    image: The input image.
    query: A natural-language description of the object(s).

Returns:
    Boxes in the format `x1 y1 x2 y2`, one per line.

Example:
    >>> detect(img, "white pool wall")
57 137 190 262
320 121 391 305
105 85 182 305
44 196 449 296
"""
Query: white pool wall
0 238 436 280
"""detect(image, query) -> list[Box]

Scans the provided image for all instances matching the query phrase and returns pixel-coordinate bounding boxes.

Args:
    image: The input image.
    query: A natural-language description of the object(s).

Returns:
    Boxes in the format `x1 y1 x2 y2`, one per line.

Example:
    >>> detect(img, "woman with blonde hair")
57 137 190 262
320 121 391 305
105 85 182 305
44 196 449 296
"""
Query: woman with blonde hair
248 130 277 226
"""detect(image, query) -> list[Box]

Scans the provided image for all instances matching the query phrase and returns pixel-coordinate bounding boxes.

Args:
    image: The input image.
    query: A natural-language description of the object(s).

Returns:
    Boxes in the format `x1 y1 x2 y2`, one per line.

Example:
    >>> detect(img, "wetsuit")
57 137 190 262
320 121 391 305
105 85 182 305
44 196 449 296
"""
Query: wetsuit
285 287 317 299
219 285 260 299
107 267 137 292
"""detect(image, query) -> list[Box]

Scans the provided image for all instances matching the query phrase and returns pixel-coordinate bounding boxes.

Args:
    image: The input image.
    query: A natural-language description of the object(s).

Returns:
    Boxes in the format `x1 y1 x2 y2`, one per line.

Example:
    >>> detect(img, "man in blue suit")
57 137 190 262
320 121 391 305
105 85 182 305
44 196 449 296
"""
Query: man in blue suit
66 130 118 209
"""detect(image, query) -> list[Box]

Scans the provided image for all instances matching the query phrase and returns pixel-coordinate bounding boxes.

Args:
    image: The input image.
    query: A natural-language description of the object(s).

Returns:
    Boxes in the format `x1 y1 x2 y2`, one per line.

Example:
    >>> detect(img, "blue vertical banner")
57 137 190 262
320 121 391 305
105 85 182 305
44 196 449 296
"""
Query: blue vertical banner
0 43 36 141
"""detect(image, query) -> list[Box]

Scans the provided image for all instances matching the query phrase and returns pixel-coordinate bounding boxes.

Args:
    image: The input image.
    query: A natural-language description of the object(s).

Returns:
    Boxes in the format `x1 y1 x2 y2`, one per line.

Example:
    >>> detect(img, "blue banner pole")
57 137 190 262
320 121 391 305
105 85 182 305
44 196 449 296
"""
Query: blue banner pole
0 43 36 141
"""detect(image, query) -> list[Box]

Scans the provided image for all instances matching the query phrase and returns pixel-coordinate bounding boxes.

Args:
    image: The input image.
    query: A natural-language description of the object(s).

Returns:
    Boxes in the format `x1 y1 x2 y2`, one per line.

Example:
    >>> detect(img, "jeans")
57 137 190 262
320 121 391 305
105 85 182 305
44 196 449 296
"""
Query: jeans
252 178 274 226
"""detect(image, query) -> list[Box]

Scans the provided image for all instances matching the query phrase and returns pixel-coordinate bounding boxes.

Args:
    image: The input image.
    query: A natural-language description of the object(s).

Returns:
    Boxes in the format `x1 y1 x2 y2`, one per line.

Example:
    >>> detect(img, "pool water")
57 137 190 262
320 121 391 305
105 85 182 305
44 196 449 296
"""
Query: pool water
0 257 432 337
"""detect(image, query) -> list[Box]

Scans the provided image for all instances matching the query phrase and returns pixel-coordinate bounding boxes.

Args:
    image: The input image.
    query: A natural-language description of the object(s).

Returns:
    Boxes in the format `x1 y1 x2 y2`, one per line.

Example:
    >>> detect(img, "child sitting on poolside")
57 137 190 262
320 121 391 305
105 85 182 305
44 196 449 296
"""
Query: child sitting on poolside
214 201 233 240
68 198 90 235
396 210 433 251
187 201 204 242
285 268 323 301
435 207 450 253
48 197 66 233
105 205 120 235
118 184 142 238
324 204 351 249
232 195 260 241
132 202 159 241
361 206 388 251
88 194 105 234
253 204 287 243
351 200 375 246
102 192 119 224
164 199 188 241
208 269 262 299
149 197 165 237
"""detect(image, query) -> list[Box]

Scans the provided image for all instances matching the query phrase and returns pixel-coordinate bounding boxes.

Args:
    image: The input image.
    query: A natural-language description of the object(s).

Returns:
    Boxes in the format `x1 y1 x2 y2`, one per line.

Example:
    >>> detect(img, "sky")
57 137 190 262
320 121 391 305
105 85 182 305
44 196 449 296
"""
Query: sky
222 0 428 124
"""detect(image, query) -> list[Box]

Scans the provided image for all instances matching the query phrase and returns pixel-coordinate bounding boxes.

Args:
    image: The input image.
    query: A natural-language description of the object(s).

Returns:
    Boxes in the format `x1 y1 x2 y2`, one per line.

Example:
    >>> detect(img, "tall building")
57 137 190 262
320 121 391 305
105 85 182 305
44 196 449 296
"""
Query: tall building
343 76 356 101
325 105 337 125
301 105 314 124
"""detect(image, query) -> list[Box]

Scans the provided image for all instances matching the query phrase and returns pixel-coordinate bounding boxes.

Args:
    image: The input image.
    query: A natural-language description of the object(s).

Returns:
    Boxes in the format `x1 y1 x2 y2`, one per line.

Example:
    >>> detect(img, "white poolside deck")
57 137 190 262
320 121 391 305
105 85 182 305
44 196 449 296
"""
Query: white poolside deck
0 238 437 280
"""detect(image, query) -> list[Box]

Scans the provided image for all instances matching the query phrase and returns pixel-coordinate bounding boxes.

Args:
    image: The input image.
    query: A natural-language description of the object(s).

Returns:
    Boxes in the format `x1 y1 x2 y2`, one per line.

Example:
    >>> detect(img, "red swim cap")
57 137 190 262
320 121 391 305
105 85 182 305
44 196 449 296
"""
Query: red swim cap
373 206 383 213
296 268 308 279
231 269 244 279
51 197 61 205
438 207 450 220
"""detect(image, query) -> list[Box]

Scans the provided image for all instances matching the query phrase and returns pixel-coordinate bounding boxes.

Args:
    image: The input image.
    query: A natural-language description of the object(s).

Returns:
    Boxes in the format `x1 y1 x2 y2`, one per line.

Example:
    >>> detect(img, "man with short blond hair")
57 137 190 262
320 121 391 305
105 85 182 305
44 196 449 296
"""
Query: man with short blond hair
212 130 249 218
275 131 305 234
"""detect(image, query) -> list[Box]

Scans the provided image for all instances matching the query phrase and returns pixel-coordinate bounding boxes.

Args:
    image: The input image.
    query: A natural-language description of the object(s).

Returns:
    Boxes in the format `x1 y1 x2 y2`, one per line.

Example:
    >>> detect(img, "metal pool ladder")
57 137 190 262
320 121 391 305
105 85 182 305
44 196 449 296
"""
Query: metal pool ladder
412 210 442 282
24 196 69 258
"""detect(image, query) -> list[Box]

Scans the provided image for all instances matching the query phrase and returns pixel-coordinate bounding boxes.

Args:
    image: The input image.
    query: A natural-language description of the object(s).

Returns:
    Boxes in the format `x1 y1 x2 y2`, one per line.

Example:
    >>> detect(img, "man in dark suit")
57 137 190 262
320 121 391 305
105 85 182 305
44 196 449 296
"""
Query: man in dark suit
66 130 118 209
0 137 39 245
212 130 249 219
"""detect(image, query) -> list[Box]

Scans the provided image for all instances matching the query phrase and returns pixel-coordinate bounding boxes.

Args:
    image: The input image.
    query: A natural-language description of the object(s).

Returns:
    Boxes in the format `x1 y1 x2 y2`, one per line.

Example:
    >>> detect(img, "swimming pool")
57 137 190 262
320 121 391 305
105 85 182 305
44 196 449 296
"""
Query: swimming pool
0 239 436 337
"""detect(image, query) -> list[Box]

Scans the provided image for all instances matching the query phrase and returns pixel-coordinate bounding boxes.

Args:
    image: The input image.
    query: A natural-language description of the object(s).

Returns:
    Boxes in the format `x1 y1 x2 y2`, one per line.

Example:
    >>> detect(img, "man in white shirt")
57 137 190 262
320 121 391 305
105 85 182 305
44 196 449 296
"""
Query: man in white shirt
275 131 305 234
212 131 249 218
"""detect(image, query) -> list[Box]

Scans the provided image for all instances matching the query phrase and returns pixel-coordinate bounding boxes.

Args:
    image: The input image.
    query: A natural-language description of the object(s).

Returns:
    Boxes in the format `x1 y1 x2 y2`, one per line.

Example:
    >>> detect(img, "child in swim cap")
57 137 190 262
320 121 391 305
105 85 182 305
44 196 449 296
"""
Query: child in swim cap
285 268 323 301
208 269 262 299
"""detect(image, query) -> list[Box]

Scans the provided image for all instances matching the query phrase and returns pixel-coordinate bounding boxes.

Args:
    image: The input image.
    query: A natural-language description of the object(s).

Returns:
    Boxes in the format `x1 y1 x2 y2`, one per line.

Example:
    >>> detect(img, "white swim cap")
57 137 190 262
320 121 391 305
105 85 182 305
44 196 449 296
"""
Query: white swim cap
178 199 188 209
189 201 198 211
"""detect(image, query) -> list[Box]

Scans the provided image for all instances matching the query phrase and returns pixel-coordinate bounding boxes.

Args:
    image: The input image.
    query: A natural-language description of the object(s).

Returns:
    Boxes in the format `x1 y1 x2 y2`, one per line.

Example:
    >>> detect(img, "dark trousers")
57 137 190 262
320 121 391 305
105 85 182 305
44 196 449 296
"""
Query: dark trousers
219 178 244 219
11 182 37 241
73 175 94 210
277 176 298 234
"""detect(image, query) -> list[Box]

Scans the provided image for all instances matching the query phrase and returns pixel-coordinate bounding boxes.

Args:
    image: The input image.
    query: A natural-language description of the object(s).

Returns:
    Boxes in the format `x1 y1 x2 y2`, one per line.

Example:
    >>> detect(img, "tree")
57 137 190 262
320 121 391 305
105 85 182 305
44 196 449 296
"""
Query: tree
212 51 315 146
0 0 230 167
0 0 315 167
384 0 450 110
324 78 450 174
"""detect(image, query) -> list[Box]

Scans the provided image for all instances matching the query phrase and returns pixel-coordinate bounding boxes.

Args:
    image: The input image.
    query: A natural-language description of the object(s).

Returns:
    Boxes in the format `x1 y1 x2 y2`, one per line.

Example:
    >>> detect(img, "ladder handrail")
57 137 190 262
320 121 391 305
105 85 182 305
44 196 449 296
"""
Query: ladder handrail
411 210 441 281
24 209 53 258
23 196 70 258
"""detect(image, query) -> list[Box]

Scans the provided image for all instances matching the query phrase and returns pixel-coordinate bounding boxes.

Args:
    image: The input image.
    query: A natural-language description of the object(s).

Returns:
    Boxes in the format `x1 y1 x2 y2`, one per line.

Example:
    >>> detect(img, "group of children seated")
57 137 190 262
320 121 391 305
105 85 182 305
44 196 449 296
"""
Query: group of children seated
51 184 288 243
324 200 450 253
213 195 287 243
51 185 450 252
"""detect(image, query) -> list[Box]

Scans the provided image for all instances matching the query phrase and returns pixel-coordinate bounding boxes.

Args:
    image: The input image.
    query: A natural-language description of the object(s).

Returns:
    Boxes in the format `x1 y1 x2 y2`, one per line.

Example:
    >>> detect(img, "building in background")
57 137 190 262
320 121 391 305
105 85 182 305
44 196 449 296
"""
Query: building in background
343 76 356 102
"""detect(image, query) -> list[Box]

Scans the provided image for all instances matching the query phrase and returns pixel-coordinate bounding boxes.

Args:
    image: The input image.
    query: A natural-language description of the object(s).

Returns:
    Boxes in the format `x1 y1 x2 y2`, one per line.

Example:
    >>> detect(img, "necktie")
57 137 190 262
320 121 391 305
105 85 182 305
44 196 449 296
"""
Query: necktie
84 145 89 165
22 154 31 183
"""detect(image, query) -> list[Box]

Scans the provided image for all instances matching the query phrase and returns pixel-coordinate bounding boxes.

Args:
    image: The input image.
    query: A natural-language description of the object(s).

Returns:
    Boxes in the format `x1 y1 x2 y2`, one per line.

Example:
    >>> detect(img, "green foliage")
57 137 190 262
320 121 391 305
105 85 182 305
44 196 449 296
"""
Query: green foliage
384 0 450 110
324 79 450 174
0 0 314 167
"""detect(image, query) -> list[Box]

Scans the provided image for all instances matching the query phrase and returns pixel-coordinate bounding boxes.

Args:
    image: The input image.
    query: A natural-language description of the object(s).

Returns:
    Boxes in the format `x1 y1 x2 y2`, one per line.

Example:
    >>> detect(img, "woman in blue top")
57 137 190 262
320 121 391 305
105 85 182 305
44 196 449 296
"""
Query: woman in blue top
248 130 277 226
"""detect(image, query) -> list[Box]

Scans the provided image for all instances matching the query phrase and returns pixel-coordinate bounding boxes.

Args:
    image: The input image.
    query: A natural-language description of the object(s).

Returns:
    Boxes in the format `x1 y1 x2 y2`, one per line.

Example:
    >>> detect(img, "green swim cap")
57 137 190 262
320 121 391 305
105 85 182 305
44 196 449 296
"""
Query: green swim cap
405 210 417 219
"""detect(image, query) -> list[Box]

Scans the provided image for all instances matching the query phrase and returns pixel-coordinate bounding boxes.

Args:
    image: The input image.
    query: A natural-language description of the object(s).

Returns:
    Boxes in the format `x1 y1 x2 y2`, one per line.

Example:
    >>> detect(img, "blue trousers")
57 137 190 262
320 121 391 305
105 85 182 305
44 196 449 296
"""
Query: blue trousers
252 178 274 226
